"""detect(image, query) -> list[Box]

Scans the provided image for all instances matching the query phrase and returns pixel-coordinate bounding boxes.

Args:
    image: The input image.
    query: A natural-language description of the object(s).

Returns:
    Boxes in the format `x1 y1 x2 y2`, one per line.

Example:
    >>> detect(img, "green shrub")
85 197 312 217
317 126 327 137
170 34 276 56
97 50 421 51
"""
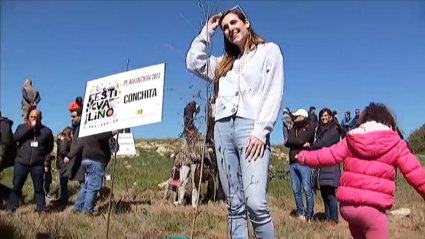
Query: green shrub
407 123 425 154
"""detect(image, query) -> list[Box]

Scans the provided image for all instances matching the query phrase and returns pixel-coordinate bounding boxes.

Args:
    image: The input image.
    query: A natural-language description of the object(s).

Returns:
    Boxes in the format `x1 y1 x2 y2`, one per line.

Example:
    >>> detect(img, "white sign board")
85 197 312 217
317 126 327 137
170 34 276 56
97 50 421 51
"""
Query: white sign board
79 63 165 137
115 133 137 156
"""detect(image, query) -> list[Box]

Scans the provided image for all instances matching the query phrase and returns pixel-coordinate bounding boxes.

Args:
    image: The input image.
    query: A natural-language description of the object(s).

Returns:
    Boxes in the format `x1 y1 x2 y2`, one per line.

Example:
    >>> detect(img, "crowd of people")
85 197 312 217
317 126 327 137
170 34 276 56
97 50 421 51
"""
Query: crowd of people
282 107 365 224
0 79 119 215
281 104 425 238
1 5 425 239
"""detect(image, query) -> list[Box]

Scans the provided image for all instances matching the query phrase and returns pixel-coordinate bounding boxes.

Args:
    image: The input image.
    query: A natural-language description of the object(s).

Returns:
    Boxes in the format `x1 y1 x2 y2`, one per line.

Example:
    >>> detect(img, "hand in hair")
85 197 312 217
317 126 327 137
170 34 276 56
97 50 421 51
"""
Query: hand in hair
208 13 222 30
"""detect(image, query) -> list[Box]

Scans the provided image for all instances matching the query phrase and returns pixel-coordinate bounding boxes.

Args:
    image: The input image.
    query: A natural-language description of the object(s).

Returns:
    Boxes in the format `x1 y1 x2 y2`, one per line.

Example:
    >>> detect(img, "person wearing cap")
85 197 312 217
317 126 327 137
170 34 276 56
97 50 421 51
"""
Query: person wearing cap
68 96 83 112
285 108 315 221
283 108 293 143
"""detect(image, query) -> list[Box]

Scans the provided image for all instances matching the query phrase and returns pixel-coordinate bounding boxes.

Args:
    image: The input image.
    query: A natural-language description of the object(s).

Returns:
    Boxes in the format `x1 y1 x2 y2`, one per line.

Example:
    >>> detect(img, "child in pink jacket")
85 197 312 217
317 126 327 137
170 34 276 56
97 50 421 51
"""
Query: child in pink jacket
295 103 425 239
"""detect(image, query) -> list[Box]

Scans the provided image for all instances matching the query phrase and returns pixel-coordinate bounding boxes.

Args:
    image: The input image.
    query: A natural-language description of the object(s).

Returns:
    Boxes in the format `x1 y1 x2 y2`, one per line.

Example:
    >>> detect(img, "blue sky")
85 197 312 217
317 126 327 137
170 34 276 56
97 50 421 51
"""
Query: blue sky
1 1 424 144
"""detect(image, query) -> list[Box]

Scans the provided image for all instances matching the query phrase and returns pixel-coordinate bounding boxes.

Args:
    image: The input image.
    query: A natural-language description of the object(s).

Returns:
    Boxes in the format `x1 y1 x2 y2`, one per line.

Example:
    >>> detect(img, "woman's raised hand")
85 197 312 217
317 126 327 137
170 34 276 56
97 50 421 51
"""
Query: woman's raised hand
208 13 222 31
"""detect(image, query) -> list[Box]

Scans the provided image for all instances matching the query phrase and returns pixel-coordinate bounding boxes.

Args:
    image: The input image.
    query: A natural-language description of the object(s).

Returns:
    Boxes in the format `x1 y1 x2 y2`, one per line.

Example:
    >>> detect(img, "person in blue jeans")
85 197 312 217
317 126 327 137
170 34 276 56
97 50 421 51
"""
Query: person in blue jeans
285 109 315 221
65 130 118 215
186 6 284 238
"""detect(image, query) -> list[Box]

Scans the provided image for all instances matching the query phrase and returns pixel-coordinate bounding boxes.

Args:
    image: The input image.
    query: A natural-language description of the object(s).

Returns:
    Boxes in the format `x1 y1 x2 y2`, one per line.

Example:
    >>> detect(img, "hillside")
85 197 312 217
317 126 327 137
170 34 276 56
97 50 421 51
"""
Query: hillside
0 138 424 239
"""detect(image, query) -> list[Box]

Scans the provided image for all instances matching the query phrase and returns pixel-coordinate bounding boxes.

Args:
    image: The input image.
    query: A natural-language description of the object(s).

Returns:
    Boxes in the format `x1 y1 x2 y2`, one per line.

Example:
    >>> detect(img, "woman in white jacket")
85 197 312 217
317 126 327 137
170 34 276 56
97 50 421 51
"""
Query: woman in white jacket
186 7 284 239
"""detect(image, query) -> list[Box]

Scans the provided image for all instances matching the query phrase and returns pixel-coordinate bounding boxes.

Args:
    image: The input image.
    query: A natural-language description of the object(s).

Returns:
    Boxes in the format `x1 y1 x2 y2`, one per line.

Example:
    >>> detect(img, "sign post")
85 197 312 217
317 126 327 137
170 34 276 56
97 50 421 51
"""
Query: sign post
79 63 165 138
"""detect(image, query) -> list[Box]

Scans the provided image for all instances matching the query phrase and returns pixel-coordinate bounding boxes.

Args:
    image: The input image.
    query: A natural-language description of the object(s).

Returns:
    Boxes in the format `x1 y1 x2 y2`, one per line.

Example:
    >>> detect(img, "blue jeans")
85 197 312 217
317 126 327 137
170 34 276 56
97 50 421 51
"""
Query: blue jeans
74 159 105 214
289 162 314 218
214 116 274 239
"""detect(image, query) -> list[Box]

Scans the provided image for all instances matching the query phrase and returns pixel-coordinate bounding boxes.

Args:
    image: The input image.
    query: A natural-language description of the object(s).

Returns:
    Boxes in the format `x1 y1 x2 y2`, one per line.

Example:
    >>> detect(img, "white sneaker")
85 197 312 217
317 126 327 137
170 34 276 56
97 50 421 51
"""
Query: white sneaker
297 215 306 221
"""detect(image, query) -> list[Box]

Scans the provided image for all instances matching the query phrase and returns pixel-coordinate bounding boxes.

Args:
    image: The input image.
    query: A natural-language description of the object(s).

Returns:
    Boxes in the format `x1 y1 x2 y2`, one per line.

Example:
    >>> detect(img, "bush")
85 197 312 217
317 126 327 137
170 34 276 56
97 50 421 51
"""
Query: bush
407 123 425 154
268 162 290 183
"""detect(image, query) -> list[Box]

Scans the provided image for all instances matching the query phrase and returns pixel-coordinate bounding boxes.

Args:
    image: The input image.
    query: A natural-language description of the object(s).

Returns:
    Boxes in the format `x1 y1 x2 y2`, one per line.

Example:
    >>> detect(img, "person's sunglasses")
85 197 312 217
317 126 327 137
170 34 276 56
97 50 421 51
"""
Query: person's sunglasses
230 4 248 19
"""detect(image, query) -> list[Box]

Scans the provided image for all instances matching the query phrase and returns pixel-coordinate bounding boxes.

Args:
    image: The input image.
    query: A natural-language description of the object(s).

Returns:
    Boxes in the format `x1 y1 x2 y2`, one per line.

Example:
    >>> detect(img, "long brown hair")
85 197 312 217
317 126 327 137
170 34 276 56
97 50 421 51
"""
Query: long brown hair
59 126 73 144
214 9 266 84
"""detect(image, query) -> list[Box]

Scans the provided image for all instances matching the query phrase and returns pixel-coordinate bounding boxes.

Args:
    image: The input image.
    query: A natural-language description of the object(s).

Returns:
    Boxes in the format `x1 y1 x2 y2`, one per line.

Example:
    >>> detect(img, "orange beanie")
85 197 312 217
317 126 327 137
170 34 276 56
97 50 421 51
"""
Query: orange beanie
69 102 81 111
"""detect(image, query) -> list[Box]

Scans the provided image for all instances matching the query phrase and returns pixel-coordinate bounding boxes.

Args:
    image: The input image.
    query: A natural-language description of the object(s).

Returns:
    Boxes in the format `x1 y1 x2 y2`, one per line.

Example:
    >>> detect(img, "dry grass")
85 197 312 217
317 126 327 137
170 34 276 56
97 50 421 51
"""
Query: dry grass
0 140 424 239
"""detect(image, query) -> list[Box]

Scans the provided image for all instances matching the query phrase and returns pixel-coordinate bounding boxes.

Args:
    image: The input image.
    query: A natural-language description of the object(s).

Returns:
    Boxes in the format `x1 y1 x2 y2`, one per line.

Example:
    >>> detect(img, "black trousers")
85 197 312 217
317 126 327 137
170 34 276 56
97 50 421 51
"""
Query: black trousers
320 185 339 223
7 162 45 212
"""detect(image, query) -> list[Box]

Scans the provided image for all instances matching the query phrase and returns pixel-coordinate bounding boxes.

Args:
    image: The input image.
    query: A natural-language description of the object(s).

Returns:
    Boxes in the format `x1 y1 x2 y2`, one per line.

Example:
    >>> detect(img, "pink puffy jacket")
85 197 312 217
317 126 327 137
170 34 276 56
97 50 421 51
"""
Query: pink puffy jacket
297 121 425 210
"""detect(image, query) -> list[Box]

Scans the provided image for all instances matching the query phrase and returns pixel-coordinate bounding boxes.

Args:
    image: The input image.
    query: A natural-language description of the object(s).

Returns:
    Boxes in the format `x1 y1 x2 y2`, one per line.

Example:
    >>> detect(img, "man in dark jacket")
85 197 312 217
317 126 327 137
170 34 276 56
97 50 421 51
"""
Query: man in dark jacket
6 109 54 213
183 101 199 133
65 129 118 215
352 109 360 127
21 79 41 124
285 108 315 221
309 106 318 128
63 108 85 184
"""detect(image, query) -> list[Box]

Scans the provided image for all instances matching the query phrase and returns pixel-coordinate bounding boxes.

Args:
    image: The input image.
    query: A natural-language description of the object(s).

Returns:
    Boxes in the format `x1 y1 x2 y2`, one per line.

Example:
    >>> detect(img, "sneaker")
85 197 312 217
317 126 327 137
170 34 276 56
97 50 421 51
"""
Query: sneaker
297 215 306 221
